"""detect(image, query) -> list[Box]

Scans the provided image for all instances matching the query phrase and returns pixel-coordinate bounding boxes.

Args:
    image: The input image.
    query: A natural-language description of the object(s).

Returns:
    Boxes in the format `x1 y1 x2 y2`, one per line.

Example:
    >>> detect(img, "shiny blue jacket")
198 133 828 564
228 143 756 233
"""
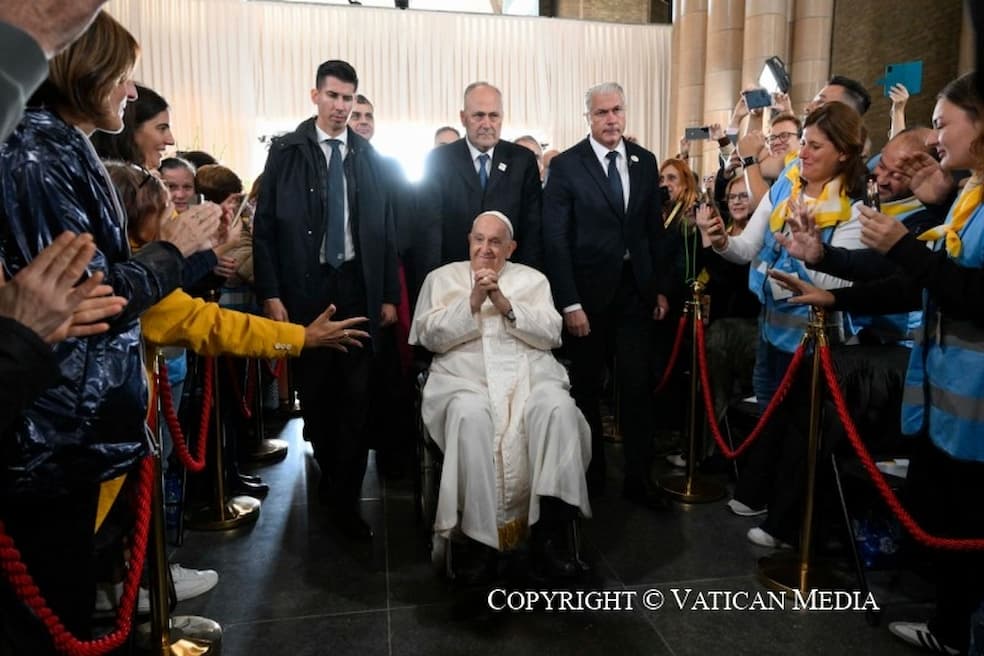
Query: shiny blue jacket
0 108 184 498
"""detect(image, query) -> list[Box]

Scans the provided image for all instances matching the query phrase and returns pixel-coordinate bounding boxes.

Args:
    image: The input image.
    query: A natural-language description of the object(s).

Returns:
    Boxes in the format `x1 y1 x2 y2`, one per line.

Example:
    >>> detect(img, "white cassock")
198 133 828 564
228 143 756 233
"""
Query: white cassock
409 261 592 551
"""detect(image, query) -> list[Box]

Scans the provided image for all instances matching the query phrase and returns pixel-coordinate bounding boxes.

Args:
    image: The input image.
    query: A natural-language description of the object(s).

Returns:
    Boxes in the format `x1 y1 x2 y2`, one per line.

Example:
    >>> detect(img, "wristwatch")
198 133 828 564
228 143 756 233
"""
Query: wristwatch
741 155 758 167
504 309 516 323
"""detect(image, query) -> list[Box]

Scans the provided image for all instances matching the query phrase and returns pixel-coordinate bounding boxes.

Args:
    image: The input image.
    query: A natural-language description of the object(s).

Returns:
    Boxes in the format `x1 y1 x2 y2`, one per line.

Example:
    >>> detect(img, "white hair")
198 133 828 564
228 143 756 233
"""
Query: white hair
471 210 514 239
584 82 626 115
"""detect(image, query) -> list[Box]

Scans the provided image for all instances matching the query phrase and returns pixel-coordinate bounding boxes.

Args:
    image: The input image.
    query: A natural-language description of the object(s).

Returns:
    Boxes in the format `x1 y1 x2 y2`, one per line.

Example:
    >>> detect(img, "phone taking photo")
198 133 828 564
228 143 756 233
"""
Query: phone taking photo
684 126 711 141
742 88 772 111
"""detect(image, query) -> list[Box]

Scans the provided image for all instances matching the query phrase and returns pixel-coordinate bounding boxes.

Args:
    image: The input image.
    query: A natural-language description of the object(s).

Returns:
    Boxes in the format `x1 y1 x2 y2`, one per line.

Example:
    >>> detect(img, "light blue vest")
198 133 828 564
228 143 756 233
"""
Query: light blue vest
901 194 984 461
748 160 847 353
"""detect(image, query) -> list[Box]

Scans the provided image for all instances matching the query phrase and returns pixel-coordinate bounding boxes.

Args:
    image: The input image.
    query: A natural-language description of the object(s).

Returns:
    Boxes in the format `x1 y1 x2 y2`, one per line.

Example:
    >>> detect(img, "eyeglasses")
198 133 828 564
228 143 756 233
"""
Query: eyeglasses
767 131 799 144
727 192 750 202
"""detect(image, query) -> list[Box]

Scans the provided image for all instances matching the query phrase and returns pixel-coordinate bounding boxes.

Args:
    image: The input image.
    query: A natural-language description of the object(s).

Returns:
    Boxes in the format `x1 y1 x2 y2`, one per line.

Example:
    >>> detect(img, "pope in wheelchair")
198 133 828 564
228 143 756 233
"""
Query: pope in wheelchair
410 211 592 584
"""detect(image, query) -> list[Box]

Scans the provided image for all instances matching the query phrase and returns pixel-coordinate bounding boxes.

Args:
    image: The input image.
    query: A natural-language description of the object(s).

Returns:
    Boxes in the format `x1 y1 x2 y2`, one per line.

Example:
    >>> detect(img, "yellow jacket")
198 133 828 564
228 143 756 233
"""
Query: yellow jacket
140 289 305 357
96 289 305 531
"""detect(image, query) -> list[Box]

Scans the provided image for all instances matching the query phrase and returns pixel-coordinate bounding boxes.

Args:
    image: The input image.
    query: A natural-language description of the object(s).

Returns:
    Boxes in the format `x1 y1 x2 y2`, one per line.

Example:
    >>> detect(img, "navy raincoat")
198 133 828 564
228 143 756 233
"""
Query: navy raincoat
0 108 184 498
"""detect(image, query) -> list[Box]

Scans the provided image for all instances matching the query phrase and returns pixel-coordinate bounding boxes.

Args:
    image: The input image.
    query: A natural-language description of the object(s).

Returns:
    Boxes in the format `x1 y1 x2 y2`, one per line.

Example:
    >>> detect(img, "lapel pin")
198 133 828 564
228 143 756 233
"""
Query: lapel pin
630 155 639 164
498 162 508 172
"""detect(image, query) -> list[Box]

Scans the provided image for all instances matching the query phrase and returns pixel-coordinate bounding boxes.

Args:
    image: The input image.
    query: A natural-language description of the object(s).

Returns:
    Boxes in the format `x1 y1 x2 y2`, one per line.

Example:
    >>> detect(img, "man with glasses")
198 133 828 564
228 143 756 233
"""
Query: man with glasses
739 112 802 203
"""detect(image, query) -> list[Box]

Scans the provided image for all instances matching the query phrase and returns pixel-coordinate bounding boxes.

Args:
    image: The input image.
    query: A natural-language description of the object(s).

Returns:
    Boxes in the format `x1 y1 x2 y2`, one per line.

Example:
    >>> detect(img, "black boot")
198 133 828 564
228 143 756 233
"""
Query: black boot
531 497 589 582
454 538 499 587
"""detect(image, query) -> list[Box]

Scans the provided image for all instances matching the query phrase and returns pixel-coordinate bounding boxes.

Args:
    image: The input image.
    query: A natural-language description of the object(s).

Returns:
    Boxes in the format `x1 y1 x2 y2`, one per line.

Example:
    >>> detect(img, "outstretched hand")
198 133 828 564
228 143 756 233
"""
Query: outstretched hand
768 270 835 307
304 304 369 352
895 151 955 206
774 201 824 264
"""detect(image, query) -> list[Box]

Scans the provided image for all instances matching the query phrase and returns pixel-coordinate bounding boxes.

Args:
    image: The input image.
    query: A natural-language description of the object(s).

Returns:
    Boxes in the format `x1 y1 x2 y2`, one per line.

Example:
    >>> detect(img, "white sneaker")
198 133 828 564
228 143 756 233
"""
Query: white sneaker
727 498 767 517
93 564 217 614
665 451 686 468
888 621 959 654
747 527 792 550
169 563 218 602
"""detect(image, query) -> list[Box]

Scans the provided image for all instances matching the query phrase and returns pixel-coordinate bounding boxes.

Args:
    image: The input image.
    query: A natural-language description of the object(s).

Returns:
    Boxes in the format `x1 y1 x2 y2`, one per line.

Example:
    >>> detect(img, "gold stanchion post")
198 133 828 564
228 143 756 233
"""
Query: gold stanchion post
187 291 261 530
245 358 288 463
135 353 222 655
658 280 726 503
758 306 842 593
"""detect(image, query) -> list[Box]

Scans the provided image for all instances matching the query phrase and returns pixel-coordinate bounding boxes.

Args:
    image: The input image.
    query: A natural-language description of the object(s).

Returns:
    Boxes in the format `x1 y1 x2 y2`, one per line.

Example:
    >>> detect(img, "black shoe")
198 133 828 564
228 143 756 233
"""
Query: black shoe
238 473 263 485
454 540 498 587
622 481 671 511
331 510 374 540
531 535 586 582
230 475 269 498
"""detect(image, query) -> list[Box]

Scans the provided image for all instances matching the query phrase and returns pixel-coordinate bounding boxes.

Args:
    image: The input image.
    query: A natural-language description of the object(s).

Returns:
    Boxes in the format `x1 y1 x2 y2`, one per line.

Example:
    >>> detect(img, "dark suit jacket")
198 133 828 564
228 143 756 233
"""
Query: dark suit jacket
416 138 542 282
252 119 399 340
542 137 669 313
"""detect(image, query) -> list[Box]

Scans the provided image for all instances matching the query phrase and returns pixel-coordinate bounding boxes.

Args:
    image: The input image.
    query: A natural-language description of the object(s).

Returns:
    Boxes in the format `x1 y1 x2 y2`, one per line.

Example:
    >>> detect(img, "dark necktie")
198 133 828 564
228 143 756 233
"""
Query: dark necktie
607 150 624 212
477 153 490 190
324 138 345 267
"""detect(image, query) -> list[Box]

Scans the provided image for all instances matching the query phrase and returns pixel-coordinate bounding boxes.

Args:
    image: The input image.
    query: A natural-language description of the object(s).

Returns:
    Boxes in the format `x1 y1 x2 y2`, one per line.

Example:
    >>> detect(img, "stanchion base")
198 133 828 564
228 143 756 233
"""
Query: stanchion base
757 553 846 595
135 615 223 654
244 438 288 464
185 495 261 531
657 473 727 503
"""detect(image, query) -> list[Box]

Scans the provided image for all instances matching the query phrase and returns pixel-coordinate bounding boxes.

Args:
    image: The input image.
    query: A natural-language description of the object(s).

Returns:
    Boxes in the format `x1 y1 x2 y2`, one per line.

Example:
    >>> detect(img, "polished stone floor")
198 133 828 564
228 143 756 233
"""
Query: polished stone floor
174 421 938 656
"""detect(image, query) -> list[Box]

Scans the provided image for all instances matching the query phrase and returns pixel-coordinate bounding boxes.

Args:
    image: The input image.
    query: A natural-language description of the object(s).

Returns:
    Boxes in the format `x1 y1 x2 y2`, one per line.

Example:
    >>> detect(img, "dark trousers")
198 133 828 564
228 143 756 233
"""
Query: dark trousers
294 261 372 510
565 263 655 489
366 324 414 475
907 433 984 651
0 485 100 655
733 341 795 510
743 344 910 544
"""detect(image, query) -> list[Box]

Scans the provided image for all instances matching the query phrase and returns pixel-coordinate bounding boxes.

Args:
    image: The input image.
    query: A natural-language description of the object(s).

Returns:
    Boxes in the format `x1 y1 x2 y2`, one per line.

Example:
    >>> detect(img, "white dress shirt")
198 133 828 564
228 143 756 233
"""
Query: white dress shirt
315 124 355 263
466 138 495 181
563 136 631 315
589 134 629 210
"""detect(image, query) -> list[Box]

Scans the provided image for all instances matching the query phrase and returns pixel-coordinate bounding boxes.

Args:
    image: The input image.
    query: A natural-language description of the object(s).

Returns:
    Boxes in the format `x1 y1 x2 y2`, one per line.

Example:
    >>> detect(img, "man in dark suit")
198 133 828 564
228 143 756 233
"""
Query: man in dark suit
416 82 542 285
543 82 672 507
253 60 400 539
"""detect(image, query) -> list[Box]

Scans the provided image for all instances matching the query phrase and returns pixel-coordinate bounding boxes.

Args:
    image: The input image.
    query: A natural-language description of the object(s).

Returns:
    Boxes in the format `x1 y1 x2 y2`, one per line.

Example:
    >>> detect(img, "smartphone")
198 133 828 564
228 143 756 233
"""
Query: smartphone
881 60 922 96
742 88 772 111
864 174 880 212
684 126 711 141
188 193 204 206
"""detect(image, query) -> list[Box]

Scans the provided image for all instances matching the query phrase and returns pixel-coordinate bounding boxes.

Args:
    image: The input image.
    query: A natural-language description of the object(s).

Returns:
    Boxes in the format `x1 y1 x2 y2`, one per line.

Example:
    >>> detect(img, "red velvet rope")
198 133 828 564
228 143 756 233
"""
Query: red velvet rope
653 315 689 395
244 359 256 415
0 455 154 655
819 345 984 550
695 317 807 459
223 357 253 421
263 358 285 380
158 357 212 473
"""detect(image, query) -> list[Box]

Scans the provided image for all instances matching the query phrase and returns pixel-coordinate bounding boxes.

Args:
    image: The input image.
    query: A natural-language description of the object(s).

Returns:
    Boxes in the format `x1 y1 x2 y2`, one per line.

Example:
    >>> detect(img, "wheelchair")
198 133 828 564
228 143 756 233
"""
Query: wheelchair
412 363 586 581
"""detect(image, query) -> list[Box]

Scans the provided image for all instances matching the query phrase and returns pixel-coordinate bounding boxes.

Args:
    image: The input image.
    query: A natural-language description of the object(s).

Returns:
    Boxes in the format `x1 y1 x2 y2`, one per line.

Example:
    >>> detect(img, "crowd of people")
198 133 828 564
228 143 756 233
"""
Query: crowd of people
1 2 983 655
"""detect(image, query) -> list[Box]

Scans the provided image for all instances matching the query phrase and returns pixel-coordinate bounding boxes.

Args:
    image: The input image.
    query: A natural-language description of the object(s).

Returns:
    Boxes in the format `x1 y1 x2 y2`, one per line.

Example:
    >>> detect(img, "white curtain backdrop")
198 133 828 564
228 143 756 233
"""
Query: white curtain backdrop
106 0 671 181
